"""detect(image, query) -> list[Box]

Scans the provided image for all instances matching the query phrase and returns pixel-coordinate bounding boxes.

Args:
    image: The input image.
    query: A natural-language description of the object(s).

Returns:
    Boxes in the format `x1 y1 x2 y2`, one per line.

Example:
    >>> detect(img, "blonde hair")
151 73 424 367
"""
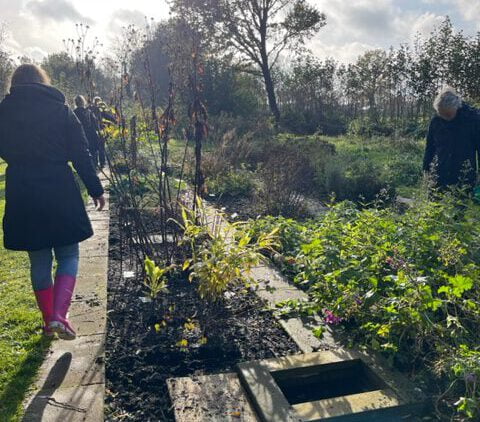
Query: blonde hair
10 64 51 88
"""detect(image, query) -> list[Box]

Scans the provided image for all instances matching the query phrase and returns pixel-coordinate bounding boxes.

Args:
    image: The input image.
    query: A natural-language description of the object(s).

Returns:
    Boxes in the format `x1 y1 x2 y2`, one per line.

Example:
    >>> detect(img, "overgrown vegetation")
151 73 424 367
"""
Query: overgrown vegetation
248 186 480 420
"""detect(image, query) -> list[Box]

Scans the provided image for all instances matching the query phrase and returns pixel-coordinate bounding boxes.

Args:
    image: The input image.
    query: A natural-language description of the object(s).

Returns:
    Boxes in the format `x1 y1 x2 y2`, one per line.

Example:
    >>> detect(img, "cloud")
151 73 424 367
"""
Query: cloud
309 39 378 63
307 0 451 63
409 12 446 40
23 46 49 61
108 9 148 35
455 0 480 26
342 0 396 38
26 0 93 24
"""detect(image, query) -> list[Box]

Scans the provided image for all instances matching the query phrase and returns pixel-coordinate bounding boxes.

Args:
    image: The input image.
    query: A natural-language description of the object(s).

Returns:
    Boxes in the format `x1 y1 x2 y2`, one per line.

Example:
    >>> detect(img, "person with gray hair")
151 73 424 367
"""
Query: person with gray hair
74 94 87 109
423 86 480 189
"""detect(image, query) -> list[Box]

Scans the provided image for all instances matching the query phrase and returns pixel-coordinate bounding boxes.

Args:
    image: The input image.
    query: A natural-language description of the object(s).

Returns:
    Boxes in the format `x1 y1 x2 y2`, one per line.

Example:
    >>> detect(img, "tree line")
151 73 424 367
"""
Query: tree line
2 3 480 137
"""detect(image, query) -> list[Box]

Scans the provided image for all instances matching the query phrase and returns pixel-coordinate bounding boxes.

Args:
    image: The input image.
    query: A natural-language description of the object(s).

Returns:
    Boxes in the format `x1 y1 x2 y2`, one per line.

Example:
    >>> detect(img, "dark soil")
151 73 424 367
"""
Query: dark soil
105 212 300 421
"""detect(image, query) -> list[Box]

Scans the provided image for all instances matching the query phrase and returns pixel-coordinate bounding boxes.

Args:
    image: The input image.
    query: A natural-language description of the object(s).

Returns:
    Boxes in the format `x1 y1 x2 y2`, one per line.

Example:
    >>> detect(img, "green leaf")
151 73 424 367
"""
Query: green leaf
312 326 324 339
183 259 191 271
449 275 473 298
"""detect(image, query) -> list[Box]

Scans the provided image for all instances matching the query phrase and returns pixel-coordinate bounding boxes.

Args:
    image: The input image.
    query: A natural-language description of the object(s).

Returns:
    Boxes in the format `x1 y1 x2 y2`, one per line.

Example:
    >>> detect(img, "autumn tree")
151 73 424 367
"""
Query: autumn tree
170 0 326 123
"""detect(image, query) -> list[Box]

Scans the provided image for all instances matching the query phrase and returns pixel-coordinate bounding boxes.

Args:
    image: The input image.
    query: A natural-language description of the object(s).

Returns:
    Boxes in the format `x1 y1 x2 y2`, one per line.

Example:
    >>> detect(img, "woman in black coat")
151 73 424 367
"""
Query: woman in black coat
0 64 106 340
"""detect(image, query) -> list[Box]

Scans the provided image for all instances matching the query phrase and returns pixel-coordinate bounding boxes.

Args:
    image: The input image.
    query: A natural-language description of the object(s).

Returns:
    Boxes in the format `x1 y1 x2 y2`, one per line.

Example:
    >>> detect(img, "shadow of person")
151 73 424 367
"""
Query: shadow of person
23 352 73 421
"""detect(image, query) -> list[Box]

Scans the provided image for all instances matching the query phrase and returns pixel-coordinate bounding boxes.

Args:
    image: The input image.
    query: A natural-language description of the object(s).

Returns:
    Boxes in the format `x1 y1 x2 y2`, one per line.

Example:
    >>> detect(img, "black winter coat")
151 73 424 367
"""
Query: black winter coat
74 107 100 153
423 104 480 188
0 83 104 251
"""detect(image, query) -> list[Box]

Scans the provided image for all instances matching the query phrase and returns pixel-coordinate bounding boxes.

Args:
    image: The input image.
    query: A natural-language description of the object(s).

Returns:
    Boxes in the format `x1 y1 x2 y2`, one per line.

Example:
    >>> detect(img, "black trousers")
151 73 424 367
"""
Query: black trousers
98 139 106 168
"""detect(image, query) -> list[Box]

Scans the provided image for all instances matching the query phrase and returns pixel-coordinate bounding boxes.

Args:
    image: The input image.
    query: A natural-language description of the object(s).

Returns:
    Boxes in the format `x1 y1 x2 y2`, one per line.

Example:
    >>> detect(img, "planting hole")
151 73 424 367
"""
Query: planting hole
272 359 387 405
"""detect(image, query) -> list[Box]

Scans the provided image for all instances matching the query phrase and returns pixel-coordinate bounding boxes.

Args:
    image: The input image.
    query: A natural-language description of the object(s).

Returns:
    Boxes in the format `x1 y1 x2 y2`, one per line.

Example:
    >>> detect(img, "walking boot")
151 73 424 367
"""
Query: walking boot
34 287 54 337
49 275 77 340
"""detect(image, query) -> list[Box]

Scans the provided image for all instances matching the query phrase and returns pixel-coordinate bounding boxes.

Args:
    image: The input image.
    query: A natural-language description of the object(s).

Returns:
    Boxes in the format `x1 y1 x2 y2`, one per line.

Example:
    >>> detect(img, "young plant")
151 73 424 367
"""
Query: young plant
180 199 279 301
143 256 171 299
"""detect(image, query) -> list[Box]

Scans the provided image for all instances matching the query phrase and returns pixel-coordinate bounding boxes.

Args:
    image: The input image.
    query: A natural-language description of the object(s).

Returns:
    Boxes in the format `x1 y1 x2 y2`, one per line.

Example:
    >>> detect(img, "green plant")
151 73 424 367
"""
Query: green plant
208 170 255 198
143 257 171 299
250 189 480 419
348 117 394 138
180 199 279 301
324 159 395 203
447 345 480 419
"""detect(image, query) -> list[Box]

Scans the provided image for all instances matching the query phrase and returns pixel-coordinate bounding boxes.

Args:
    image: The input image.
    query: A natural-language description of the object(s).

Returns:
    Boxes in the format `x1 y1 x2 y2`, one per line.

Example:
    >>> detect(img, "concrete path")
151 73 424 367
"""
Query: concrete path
22 175 110 422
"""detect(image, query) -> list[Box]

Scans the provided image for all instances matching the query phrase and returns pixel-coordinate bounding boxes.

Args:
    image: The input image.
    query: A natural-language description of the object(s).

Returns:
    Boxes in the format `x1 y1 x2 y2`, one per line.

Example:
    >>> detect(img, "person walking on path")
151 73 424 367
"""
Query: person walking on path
0 64 106 340
423 86 480 190
74 95 100 169
89 96 116 169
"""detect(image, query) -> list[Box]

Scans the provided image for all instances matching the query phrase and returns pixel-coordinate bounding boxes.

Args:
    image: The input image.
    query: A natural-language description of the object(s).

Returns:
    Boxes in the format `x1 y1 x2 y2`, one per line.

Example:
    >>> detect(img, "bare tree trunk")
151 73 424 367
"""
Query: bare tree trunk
262 64 281 123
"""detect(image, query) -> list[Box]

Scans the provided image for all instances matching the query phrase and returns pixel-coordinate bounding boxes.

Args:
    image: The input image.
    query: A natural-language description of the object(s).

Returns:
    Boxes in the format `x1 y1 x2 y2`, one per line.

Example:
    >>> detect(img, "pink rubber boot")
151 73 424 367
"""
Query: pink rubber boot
49 275 77 340
34 287 54 337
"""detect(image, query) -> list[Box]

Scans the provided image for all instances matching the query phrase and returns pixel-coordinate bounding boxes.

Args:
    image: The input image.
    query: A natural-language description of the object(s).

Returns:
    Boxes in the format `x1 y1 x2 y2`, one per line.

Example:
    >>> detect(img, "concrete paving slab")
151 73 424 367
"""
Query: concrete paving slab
32 336 104 390
23 383 104 422
237 351 429 422
293 389 400 420
167 373 260 422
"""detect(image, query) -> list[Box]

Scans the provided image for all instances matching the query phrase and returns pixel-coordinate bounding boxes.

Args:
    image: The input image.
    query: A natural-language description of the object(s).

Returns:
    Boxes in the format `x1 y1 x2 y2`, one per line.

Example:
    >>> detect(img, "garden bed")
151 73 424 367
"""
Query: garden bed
248 193 480 420
104 210 299 421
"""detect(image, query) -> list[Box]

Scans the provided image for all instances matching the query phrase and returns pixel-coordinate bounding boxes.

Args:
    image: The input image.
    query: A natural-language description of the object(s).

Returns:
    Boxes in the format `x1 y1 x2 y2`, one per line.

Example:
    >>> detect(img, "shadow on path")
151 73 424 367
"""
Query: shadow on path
22 352 73 421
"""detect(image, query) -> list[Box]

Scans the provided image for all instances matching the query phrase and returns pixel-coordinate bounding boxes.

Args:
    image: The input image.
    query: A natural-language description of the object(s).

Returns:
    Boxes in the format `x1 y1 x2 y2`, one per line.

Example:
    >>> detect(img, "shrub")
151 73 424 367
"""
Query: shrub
207 170 255 198
396 119 428 139
348 117 394 138
385 155 422 188
280 107 316 134
324 159 395 203
199 126 257 184
280 107 348 136
180 201 279 301
257 134 336 216
257 142 313 217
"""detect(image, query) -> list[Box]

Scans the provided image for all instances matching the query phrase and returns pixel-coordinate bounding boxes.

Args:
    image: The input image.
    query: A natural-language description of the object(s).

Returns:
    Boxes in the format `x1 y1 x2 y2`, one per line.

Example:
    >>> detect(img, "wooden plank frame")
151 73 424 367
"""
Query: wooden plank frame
237 350 431 422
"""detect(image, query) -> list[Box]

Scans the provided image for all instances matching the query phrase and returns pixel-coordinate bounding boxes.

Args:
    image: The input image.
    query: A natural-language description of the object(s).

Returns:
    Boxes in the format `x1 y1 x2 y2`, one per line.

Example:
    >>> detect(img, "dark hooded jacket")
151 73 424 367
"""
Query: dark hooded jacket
423 103 480 188
0 83 104 251
74 106 100 153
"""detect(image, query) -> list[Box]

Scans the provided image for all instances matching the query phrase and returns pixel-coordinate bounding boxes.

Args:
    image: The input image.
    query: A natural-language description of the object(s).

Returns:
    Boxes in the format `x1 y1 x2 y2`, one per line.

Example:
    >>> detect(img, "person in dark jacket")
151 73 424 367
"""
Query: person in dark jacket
423 87 480 189
89 96 116 169
74 95 100 168
0 64 106 340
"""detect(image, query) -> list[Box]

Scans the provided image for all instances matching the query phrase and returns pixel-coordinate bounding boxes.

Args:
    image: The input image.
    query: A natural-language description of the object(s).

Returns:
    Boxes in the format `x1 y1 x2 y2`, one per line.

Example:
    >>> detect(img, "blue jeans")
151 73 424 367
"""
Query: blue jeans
28 244 79 291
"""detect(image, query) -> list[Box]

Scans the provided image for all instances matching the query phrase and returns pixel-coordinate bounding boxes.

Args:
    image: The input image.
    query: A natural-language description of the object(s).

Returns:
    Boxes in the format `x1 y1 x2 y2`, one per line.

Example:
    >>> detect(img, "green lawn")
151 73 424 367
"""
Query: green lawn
0 162 51 422
325 135 425 197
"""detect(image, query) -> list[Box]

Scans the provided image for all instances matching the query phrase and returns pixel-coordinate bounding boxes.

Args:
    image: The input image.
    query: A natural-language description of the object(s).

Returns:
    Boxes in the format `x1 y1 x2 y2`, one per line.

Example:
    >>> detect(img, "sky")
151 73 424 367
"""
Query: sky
0 0 479 64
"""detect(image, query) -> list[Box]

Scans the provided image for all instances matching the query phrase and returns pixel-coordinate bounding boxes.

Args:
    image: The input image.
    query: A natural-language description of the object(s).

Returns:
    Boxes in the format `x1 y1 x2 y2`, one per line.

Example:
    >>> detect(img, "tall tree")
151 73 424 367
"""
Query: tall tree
171 0 326 123
0 24 13 97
